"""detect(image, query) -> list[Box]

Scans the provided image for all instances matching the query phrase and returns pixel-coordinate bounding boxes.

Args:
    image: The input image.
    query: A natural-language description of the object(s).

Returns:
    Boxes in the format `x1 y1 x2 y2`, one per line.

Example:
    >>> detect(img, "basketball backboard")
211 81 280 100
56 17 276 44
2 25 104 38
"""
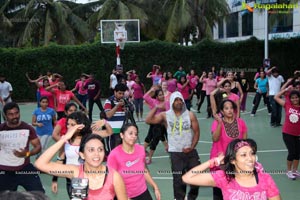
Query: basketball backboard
100 19 140 43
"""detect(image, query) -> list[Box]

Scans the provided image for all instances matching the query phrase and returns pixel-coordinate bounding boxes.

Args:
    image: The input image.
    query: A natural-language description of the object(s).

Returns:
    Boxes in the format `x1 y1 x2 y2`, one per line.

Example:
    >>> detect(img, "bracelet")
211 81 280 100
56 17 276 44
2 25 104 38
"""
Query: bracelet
25 151 31 158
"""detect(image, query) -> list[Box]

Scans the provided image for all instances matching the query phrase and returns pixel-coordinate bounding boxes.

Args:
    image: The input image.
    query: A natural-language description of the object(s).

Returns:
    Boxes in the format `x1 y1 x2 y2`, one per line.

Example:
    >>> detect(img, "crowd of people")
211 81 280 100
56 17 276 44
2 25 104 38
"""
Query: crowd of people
0 64 299 200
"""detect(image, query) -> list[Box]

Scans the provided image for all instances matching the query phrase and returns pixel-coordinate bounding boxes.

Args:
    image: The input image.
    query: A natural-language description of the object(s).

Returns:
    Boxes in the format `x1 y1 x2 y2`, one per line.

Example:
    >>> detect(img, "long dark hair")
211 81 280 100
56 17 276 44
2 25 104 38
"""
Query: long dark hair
66 111 91 138
221 139 257 182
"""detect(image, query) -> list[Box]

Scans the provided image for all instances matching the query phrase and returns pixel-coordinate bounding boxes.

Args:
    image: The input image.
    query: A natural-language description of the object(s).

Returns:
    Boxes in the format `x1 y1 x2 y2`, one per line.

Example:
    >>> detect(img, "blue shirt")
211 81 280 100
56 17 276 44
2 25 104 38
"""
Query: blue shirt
256 78 268 93
32 107 56 136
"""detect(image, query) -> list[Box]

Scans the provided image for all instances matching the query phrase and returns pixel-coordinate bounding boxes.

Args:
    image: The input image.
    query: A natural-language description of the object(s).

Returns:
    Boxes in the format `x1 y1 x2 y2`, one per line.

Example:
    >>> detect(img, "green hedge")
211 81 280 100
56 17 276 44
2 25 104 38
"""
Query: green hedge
1 37 299 101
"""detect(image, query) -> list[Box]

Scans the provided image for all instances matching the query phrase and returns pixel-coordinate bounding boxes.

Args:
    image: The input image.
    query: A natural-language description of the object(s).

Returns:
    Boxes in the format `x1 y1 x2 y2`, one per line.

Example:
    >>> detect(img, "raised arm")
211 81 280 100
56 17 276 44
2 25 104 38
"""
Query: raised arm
91 119 113 137
274 88 287 107
146 72 152 78
236 82 244 104
145 106 166 126
35 125 83 178
182 155 224 187
281 78 294 90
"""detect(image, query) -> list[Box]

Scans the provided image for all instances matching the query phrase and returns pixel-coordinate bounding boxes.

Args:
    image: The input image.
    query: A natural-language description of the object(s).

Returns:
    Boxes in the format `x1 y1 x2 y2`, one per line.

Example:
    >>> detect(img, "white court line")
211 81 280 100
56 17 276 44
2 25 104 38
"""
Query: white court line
152 149 287 159
152 177 173 180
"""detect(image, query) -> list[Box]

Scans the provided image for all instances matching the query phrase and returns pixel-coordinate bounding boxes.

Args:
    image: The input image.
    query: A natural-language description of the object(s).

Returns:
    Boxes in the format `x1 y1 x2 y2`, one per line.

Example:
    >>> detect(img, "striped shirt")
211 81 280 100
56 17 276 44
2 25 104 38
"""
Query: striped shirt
104 96 125 134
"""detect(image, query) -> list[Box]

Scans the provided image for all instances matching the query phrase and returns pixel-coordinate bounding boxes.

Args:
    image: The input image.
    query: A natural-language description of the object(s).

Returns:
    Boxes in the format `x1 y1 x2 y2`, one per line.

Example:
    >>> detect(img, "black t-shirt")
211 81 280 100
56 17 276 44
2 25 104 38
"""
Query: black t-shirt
238 77 249 92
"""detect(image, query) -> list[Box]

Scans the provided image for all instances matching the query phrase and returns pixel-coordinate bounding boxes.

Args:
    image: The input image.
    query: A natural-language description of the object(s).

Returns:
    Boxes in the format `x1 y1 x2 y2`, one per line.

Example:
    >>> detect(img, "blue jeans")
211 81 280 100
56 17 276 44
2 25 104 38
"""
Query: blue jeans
269 95 282 125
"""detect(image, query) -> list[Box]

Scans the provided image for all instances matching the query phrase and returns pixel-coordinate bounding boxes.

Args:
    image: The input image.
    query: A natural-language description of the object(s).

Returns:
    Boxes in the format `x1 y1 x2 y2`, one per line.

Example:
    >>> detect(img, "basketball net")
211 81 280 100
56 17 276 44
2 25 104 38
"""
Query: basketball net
117 38 126 50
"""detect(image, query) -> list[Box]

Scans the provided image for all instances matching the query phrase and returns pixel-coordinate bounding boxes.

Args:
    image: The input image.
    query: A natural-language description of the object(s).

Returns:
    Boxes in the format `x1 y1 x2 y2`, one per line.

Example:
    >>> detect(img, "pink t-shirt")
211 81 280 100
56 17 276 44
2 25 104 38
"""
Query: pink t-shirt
211 170 280 200
75 80 88 95
227 93 240 103
143 93 170 113
167 79 177 93
283 102 300 136
107 144 147 198
54 90 75 112
132 83 144 99
56 117 67 136
201 82 206 90
177 83 190 100
203 78 217 95
39 87 55 108
187 75 199 89
210 118 247 159
78 165 115 200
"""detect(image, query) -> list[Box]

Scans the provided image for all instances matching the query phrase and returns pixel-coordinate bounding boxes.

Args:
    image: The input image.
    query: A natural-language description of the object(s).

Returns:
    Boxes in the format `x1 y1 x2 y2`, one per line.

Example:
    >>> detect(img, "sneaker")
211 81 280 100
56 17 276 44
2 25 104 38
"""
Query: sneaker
250 114 255 117
268 112 271 116
276 123 282 127
286 171 296 180
197 110 201 113
292 171 300 177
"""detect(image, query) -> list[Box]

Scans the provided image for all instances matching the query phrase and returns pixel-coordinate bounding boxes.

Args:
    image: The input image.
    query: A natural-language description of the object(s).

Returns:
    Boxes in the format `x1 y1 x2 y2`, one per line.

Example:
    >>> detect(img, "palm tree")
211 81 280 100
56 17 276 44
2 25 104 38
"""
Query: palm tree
194 0 229 42
8 0 91 46
83 0 149 31
159 0 229 44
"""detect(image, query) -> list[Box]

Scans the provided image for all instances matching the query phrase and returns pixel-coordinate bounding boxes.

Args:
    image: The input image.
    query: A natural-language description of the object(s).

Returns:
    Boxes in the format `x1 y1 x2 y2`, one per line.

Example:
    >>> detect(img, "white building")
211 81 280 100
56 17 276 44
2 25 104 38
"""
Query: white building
213 0 300 42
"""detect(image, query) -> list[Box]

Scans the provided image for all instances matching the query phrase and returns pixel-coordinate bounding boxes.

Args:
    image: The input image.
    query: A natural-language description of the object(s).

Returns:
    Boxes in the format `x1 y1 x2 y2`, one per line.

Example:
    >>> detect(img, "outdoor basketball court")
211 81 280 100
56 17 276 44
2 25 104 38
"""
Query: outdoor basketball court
14 93 300 199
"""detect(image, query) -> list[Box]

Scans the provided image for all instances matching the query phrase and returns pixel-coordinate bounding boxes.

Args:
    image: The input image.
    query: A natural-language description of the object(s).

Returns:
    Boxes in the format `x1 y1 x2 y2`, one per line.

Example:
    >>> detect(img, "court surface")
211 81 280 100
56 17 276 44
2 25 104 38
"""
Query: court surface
16 93 300 199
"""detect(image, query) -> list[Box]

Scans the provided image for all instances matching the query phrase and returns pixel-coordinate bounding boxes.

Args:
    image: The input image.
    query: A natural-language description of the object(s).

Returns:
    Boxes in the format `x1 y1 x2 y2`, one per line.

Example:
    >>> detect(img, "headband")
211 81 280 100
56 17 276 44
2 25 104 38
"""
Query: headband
234 141 250 152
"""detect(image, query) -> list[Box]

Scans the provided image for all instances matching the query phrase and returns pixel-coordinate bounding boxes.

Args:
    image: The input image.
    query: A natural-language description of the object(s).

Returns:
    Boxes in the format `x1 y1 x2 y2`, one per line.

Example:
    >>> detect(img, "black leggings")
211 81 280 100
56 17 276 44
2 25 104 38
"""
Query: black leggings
197 90 206 111
144 124 167 151
131 189 153 200
282 133 300 161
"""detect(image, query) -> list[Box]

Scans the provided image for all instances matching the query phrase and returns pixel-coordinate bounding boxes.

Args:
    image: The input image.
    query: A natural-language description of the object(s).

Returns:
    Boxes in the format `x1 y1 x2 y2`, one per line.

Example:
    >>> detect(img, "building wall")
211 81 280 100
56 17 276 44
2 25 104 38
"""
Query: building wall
214 0 300 42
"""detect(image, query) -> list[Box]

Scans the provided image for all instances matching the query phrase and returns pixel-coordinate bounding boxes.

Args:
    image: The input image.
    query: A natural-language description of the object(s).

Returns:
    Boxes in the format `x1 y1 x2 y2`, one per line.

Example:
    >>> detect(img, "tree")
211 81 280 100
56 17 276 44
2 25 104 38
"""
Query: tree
5 0 92 46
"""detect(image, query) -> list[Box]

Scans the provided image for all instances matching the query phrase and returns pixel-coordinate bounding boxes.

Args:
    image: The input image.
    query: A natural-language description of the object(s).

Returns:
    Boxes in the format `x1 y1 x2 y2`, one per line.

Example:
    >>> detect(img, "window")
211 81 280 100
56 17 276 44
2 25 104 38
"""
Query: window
226 12 238 38
242 12 253 36
218 18 224 38
269 10 293 33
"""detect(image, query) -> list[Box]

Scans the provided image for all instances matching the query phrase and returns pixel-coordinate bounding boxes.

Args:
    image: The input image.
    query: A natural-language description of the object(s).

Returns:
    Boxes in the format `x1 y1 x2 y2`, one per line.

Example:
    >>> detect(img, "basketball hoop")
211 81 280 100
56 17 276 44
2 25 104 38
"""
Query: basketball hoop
116 38 126 49
114 21 127 50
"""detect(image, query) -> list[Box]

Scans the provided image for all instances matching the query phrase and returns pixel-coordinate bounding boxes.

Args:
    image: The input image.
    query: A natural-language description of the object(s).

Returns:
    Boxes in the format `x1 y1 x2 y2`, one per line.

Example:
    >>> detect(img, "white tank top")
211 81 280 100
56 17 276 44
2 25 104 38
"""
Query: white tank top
64 143 80 165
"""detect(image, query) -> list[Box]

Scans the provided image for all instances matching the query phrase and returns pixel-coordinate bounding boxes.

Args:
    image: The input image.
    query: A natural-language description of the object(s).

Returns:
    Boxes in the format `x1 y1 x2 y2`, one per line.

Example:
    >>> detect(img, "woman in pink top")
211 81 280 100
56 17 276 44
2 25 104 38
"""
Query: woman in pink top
275 88 300 180
183 139 281 200
146 65 162 86
187 69 199 103
46 81 87 120
132 76 146 122
36 126 127 200
26 73 55 108
166 71 177 93
107 123 161 200
177 75 191 110
71 74 88 111
143 86 169 164
200 71 217 118
211 80 240 118
161 80 171 102
210 99 247 199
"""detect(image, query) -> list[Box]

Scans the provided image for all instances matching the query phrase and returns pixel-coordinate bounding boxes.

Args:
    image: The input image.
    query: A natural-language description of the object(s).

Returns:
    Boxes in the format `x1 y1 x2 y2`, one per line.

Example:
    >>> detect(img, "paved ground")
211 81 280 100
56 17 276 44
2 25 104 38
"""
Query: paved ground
15 94 300 199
